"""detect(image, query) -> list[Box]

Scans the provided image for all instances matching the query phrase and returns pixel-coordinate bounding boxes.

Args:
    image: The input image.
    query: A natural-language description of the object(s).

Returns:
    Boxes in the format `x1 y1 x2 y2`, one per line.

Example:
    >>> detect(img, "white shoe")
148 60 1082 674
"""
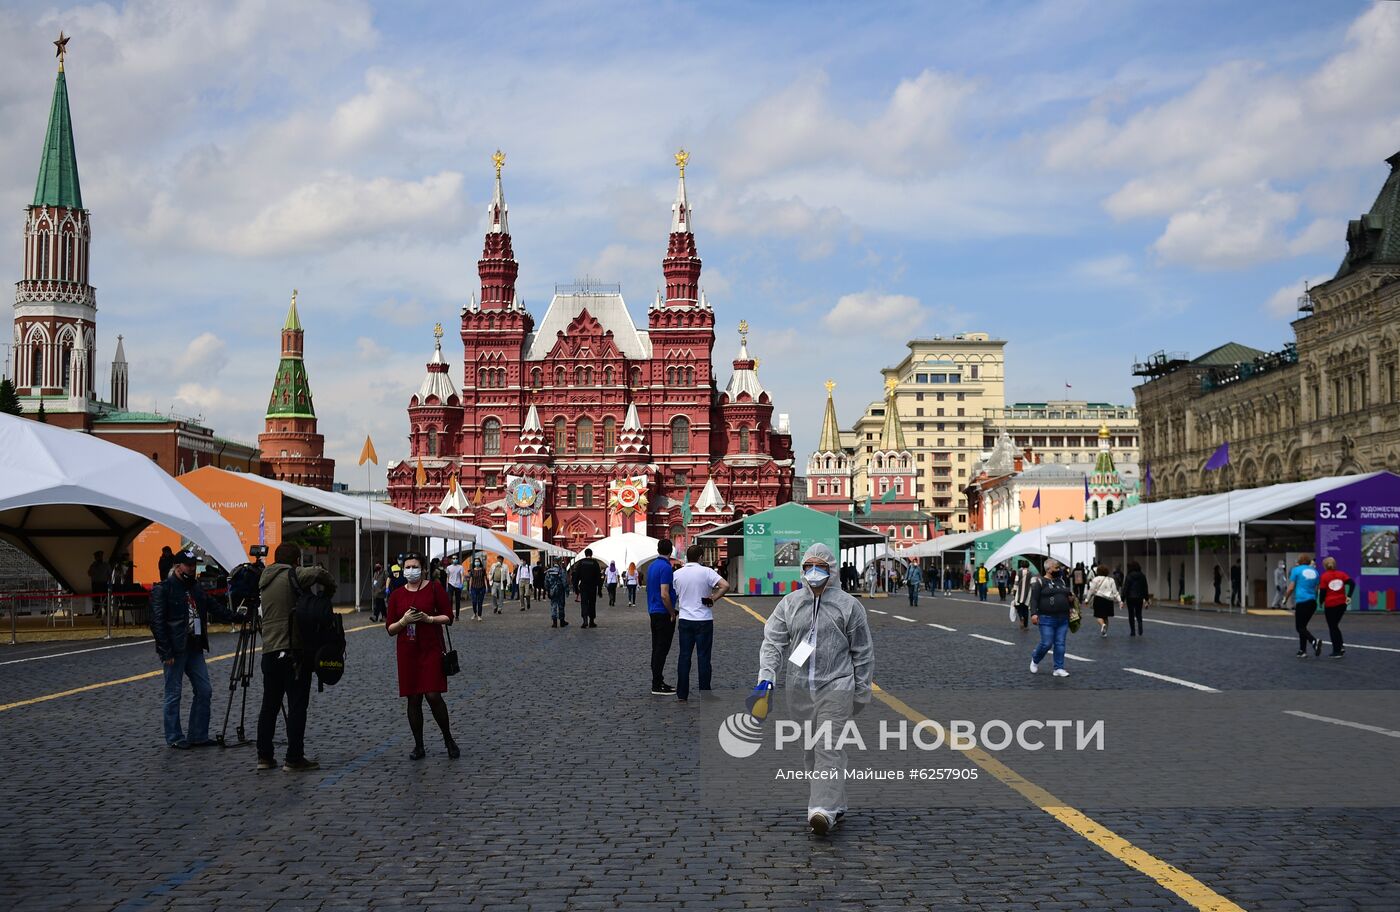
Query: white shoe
1053 668 1069 677
1029 659 1039 674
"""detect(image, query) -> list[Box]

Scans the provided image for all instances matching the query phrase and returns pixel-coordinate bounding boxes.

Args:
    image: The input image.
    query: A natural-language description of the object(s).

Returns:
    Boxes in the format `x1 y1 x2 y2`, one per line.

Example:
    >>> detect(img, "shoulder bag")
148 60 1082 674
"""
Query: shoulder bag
441 620 460 677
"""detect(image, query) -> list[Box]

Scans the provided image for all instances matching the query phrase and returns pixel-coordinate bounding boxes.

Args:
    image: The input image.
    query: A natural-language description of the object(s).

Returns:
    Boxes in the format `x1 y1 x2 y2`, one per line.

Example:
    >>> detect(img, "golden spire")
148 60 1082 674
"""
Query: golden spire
884 376 899 395
1099 423 1110 439
492 149 506 177
879 377 907 452
738 318 749 339
54 32 69 72
433 322 444 341
818 380 842 453
825 379 835 394
675 148 690 176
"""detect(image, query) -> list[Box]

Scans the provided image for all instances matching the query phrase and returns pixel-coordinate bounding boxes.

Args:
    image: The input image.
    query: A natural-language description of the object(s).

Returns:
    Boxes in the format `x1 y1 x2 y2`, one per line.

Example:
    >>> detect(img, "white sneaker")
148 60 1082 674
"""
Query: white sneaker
1053 668 1069 677
1029 659 1039 674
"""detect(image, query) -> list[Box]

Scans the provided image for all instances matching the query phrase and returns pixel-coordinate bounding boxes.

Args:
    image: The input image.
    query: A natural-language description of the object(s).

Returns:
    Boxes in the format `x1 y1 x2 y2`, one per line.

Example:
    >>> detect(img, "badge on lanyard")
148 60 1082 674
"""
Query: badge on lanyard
788 595 819 667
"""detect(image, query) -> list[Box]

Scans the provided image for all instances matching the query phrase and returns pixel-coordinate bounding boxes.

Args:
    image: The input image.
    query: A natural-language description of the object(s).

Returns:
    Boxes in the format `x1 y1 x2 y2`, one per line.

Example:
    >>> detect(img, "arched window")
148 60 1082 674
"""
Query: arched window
670 416 690 454
60 346 72 391
604 366 614 385
904 525 914 539
553 417 567 452
630 366 642 386
555 366 566 386
818 480 828 496
30 345 42 387
738 426 750 454
666 367 676 385
483 418 501 455
685 366 695 386
1091 501 1100 519
477 368 486 388
583 485 594 507
1106 501 1116 515
603 417 617 454
567 484 577 507
577 417 594 454
531 368 542 389
575 367 586 385
427 428 439 457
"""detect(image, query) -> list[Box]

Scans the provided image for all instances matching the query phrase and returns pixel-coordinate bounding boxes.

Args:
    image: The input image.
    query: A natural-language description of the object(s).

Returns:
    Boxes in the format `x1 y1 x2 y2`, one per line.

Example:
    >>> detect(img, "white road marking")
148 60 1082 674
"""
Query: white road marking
1283 710 1400 739
927 623 957 631
969 634 1014 646
0 639 153 666
1122 667 1220 692
1064 653 1096 663
893 615 916 622
869 609 887 615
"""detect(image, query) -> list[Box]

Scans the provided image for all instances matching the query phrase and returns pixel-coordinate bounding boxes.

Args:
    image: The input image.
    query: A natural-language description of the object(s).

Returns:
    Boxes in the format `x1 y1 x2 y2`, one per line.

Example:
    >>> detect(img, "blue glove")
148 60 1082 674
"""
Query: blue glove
746 680 774 721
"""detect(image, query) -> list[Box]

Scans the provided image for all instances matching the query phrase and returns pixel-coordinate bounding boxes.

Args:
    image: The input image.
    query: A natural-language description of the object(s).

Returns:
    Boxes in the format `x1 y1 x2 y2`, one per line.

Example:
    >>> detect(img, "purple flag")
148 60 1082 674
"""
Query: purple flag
1083 474 1090 501
1203 442 1230 472
1031 489 1041 510
1144 463 1153 496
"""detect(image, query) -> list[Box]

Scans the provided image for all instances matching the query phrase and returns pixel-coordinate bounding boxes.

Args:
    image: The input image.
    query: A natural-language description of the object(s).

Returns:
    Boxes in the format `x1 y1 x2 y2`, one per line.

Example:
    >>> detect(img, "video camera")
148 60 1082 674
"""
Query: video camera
249 545 269 558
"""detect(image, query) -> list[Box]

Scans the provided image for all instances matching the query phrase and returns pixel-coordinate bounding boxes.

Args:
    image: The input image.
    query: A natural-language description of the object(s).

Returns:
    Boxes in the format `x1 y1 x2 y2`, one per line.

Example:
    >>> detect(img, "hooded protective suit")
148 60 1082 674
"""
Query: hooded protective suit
756 543 874 821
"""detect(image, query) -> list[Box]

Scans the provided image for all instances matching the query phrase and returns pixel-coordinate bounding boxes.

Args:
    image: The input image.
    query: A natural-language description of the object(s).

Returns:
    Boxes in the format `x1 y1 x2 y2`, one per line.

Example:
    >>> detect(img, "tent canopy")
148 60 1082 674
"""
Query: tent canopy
0 415 245 591
899 530 981 559
982 524 1087 569
1043 473 1388 543
698 513 887 549
571 532 666 571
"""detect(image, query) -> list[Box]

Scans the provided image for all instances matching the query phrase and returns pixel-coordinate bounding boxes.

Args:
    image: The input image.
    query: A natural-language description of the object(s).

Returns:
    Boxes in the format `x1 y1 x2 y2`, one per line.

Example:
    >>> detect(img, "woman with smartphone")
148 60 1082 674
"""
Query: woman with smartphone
386 553 459 759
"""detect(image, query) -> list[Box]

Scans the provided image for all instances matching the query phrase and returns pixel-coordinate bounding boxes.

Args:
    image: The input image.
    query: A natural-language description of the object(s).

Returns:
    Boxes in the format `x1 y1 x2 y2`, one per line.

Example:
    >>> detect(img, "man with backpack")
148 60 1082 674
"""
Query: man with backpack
255 542 338 772
545 560 569 628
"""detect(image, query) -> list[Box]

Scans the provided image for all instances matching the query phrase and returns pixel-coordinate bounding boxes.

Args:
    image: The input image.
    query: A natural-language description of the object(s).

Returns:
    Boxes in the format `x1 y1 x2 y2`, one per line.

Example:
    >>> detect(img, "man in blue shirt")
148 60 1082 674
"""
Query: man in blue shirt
646 539 678 695
1283 553 1323 657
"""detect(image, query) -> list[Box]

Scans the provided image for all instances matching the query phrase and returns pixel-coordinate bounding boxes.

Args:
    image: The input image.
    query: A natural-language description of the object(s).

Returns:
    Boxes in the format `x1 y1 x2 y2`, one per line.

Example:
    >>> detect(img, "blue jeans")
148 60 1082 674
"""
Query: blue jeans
907 585 919 606
470 586 486 617
676 618 713 699
162 649 212 745
1032 615 1070 671
976 583 988 601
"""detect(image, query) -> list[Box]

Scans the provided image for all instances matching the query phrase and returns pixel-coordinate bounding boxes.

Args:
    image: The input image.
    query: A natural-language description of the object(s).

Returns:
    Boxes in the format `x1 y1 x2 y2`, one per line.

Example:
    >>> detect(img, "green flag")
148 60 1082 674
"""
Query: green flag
861 495 872 514
880 486 898 504
681 488 692 526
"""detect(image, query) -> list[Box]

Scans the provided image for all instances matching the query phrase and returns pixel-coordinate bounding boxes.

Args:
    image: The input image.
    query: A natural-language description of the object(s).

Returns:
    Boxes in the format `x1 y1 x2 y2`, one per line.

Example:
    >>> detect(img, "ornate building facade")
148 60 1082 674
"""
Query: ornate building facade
386 153 795 550
258 291 334 489
1134 150 1400 499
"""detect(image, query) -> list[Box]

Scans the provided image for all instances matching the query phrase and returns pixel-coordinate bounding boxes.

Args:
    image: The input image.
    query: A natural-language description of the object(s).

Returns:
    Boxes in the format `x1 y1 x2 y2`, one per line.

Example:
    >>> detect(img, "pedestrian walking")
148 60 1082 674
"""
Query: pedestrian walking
1318 556 1353 659
1085 565 1121 637
573 549 602 628
1029 559 1076 677
385 554 458 760
255 542 336 772
149 550 241 749
1010 559 1035 629
647 540 678 694
87 550 110 618
445 556 465 619
516 560 533 611
1229 560 1241 608
995 565 1009 601
468 556 487 621
754 543 873 836
545 560 569 628
672 545 729 702
1121 561 1149 636
1272 560 1288 608
490 558 509 614
371 562 388 623
625 563 639 606
1212 564 1223 605
1070 562 1087 603
905 562 922 607
1282 553 1323 658
975 564 990 601
606 561 619 607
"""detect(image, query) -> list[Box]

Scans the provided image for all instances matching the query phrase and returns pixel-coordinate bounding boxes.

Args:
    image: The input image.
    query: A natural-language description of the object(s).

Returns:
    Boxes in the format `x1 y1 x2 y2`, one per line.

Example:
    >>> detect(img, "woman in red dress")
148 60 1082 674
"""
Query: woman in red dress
385 553 459 760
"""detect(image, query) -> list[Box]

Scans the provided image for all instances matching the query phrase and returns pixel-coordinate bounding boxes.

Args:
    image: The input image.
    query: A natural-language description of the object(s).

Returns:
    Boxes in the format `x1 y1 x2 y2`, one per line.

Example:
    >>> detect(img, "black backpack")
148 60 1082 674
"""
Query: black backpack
546 568 566 600
289 571 345 691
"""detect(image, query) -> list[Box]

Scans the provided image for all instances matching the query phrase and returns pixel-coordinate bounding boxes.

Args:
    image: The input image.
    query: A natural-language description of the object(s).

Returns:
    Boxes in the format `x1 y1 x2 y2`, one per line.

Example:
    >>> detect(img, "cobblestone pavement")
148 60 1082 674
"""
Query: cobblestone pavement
1 590 1397 911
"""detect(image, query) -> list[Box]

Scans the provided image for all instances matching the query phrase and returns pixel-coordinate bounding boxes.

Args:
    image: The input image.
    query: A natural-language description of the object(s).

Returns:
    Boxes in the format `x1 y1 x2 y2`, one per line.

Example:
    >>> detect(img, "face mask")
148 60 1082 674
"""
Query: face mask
803 567 830 587
404 568 423 582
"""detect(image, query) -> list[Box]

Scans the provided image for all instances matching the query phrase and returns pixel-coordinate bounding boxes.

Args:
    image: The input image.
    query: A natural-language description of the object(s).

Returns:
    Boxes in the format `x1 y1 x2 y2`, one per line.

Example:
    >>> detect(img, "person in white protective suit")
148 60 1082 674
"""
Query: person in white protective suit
753 542 874 837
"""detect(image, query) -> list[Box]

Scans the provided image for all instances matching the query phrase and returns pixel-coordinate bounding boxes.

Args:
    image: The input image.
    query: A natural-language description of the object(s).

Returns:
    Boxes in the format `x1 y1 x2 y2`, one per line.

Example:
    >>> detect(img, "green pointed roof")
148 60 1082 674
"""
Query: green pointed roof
33 70 83 209
1334 151 1400 280
283 294 302 331
266 358 316 419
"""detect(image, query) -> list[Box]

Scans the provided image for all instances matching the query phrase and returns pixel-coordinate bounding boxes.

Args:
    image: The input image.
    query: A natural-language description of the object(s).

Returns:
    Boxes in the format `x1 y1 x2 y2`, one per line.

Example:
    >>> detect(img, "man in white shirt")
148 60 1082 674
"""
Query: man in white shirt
445 557 466 619
672 544 730 702
516 561 533 611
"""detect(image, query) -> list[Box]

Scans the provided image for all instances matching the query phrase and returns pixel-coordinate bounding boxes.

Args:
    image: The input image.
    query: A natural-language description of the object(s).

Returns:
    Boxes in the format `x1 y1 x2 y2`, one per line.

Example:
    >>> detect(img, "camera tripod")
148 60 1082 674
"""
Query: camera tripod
217 601 285 747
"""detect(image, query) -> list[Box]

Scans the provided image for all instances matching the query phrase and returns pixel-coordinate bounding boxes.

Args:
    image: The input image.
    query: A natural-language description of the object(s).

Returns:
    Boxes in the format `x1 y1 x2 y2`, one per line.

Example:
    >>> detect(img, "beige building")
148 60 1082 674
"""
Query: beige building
850 334 1006 532
986 401 1140 467
1134 150 1400 498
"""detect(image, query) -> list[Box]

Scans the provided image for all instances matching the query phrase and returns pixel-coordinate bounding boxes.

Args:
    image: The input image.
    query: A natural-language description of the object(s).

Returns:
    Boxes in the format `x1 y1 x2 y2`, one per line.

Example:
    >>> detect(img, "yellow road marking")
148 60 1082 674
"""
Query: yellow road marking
723 596 1246 912
0 622 382 714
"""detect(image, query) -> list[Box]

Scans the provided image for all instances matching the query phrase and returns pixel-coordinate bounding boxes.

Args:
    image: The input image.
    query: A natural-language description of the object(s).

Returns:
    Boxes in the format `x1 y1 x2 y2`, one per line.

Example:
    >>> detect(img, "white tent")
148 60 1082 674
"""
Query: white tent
0 415 245 592
900 531 981 559
982 524 1086 569
572 532 665 572
1042 473 1387 543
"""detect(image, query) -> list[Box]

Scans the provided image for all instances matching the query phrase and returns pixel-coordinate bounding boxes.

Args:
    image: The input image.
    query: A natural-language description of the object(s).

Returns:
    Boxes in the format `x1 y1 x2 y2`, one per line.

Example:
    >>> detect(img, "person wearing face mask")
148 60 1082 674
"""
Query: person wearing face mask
386 553 459 759
755 542 874 837
1028 559 1075 677
149 550 242 749
254 542 338 771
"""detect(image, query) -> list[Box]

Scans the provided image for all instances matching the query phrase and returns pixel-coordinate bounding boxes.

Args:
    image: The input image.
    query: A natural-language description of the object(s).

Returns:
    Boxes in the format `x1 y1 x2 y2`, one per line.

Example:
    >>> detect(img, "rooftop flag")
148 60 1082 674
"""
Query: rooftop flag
1083 474 1090 501
880 485 898 504
1144 462 1153 496
1203 442 1230 472
1032 489 1041 510
358 435 378 466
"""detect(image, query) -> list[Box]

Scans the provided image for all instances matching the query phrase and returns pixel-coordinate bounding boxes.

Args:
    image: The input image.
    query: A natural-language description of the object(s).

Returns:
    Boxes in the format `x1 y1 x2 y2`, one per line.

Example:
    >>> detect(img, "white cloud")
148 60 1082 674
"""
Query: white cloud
174 332 228 381
1151 185 1299 269
1072 254 1139 286
1263 275 1330 319
822 292 924 337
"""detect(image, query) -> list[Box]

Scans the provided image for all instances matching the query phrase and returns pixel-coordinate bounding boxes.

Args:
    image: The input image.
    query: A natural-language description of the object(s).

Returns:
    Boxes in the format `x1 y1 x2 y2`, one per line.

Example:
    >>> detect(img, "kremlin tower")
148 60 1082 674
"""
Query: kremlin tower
258 291 335 489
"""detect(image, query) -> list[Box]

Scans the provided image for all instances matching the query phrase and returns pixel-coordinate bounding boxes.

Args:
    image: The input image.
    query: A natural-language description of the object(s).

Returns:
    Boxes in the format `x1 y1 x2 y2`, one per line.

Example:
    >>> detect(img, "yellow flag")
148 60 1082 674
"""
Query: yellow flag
473 487 483 506
415 457 426 486
358 435 378 466
448 474 460 493
543 514 553 530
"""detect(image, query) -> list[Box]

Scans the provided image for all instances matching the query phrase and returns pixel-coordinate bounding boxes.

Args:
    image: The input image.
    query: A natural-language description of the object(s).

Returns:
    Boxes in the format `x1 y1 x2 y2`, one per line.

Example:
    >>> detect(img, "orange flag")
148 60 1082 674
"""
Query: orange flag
448 474 460 493
358 435 378 466
473 487 483 506
415 457 426 486
543 514 553 530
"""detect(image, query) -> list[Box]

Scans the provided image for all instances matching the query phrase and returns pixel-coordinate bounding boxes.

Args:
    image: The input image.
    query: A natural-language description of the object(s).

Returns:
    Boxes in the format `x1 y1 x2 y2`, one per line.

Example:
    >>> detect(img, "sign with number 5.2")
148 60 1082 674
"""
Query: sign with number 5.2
1317 501 1351 520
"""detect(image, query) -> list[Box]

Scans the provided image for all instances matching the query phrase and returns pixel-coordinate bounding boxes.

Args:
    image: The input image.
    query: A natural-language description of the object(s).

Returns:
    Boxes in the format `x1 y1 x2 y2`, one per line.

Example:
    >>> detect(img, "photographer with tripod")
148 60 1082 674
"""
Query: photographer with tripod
256 542 337 772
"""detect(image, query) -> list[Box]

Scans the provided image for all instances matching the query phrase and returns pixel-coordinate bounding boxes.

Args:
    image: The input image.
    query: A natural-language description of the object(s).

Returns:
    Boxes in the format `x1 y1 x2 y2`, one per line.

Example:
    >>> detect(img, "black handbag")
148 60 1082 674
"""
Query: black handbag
441 622 460 677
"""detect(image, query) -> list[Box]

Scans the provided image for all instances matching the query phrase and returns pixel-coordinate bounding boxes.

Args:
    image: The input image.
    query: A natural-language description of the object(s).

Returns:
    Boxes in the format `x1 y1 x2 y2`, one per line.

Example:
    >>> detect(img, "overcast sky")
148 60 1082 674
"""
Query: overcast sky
3 0 1397 485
